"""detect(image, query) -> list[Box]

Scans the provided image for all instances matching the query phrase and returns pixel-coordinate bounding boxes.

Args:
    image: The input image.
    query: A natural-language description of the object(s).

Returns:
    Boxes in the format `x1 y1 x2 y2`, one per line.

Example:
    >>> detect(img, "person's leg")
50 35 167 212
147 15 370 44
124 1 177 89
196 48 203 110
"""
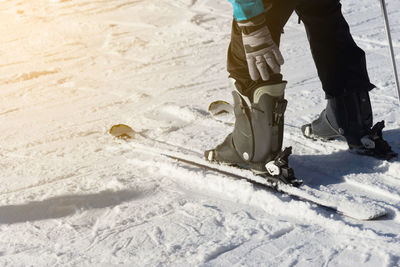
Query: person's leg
206 1 301 183
297 0 396 159
295 0 374 98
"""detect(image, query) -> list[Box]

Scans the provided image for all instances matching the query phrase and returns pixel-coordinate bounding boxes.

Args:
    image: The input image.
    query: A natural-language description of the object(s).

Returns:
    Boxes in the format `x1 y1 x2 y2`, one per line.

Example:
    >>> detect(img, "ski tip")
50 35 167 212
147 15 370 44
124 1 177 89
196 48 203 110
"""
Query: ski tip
355 207 389 221
208 100 233 116
208 100 230 110
109 124 136 139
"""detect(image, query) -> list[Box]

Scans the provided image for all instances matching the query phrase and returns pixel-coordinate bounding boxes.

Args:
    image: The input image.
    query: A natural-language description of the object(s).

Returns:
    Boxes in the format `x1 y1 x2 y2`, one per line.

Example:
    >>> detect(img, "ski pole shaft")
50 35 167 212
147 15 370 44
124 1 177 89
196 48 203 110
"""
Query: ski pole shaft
379 0 400 103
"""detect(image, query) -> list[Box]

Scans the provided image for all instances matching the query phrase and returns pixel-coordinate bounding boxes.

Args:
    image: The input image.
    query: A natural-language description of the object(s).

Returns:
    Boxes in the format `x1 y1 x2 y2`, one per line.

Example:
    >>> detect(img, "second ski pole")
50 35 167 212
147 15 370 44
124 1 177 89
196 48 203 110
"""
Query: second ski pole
379 0 400 103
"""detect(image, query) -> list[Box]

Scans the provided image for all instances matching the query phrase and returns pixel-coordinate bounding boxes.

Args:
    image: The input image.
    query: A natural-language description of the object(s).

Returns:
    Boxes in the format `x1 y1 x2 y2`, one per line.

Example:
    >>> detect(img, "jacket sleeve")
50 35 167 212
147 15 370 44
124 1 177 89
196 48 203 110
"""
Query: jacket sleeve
227 0 264 21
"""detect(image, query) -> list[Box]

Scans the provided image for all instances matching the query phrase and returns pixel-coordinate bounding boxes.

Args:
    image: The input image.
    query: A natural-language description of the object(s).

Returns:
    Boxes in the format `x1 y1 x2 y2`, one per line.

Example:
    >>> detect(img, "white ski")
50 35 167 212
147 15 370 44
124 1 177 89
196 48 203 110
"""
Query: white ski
109 124 388 221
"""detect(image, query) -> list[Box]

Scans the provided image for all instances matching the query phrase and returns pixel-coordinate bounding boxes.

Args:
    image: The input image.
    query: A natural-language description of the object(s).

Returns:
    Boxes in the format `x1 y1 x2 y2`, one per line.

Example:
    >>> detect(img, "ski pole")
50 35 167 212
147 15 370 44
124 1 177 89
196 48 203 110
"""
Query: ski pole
379 0 400 103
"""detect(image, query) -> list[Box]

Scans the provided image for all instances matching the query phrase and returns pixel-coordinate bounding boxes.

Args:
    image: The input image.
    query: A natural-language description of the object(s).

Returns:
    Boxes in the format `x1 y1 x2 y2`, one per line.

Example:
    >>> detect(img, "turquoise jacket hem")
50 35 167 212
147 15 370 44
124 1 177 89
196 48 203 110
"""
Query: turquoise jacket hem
228 0 264 21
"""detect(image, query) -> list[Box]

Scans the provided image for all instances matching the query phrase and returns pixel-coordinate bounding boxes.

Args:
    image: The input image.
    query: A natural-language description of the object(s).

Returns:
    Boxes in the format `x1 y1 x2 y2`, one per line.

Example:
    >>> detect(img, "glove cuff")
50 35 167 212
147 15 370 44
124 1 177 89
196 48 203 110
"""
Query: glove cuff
237 13 267 35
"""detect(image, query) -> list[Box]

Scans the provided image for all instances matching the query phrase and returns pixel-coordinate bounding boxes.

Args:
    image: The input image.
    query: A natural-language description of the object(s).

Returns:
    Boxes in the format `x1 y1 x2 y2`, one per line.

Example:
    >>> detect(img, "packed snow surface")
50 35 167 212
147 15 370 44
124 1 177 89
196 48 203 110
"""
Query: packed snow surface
1 0 400 266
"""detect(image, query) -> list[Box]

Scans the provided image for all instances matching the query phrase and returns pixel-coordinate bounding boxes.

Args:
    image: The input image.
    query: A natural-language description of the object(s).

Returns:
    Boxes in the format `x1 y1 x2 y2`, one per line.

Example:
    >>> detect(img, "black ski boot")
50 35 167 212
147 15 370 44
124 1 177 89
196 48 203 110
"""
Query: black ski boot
205 81 301 186
302 90 397 160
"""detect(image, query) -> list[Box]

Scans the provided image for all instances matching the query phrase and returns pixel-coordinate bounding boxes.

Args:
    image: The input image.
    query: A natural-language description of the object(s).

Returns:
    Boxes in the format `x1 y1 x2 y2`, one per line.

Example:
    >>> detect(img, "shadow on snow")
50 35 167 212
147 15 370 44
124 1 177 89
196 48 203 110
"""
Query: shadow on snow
0 189 142 225
290 128 400 186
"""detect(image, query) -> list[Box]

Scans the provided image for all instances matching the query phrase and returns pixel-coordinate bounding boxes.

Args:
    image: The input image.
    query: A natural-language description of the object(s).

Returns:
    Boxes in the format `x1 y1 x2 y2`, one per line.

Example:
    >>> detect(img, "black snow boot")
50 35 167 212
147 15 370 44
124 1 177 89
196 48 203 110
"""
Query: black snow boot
205 81 301 186
302 90 397 160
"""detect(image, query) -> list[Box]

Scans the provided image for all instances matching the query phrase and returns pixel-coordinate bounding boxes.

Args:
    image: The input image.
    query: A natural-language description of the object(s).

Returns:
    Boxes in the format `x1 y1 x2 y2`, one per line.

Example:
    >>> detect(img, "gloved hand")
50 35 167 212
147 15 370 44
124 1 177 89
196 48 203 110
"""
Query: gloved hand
237 16 284 81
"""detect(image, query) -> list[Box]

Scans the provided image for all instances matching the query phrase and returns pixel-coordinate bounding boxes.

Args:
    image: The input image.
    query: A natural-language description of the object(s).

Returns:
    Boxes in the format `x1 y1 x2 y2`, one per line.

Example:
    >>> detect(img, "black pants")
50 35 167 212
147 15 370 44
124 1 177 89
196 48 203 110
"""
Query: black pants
227 0 375 98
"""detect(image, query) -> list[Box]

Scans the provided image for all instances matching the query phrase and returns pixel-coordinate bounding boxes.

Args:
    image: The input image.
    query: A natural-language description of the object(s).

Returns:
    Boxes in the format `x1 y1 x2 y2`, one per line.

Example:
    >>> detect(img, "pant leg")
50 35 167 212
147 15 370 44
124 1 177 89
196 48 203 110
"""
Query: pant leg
226 0 296 97
295 0 375 98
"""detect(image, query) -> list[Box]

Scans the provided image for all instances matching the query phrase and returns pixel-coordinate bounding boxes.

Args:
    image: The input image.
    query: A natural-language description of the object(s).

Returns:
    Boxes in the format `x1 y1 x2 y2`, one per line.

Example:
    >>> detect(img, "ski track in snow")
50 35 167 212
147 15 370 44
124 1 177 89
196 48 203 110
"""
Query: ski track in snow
1 0 400 266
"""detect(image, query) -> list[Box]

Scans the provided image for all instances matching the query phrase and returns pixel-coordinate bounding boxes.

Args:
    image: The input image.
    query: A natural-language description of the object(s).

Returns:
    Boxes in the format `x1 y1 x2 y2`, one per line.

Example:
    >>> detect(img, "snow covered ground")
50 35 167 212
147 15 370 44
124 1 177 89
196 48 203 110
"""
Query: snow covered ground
1 0 400 265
